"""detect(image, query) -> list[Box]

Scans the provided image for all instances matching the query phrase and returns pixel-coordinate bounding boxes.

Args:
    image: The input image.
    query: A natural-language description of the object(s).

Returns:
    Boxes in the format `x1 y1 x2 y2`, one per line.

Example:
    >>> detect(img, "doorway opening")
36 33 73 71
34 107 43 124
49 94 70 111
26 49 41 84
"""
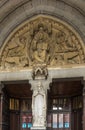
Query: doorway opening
1 77 83 130
47 78 83 130
2 81 32 130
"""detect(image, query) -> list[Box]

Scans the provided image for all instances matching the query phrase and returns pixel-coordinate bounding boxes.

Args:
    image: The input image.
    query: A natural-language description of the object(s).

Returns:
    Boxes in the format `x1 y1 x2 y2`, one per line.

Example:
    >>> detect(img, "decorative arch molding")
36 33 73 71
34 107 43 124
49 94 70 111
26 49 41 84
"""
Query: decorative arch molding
0 15 85 71
0 0 85 47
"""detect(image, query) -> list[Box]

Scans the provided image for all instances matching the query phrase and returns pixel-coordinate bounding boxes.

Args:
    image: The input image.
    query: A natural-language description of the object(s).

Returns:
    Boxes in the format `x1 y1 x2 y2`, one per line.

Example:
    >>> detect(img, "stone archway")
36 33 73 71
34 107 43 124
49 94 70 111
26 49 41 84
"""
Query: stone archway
0 15 85 130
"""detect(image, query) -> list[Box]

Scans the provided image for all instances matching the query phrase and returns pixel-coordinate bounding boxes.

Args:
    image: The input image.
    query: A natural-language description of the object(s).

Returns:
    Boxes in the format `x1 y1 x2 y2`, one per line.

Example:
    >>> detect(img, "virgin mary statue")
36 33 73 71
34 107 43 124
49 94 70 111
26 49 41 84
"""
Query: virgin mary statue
32 82 46 127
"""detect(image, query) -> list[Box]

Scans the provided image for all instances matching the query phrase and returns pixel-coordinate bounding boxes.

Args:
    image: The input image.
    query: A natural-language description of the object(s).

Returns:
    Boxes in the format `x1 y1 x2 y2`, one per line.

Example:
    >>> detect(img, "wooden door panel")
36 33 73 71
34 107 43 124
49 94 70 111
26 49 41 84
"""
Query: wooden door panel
10 112 20 130
71 110 82 130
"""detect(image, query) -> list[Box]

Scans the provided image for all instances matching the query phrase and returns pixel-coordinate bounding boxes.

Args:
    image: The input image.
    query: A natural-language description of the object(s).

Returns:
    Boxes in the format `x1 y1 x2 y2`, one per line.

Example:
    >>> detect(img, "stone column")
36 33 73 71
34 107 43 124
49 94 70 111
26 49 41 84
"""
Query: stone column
29 65 52 130
83 81 85 130
0 83 4 130
30 79 51 130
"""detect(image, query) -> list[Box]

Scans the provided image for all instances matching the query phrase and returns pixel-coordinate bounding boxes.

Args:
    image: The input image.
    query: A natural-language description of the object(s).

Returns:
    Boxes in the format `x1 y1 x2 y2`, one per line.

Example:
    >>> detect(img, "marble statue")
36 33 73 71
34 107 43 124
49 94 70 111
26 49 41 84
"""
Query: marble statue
32 82 46 127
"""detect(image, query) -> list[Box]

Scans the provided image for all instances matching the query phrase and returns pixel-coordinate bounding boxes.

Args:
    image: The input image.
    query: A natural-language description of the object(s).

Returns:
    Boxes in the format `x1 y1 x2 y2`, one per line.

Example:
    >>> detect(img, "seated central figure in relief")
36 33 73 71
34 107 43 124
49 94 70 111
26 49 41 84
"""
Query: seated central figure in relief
30 25 50 65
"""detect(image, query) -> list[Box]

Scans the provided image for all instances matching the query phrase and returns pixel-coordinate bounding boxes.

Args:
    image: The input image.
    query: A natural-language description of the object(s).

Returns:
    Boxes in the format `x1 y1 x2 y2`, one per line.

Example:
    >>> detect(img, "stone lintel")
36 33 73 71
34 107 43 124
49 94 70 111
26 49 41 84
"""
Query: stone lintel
0 67 85 82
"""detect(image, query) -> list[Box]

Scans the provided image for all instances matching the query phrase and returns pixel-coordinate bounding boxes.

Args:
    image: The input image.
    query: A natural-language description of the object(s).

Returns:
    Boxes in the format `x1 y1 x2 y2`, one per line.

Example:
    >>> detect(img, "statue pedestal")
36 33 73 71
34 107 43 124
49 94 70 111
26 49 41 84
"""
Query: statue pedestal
31 126 46 130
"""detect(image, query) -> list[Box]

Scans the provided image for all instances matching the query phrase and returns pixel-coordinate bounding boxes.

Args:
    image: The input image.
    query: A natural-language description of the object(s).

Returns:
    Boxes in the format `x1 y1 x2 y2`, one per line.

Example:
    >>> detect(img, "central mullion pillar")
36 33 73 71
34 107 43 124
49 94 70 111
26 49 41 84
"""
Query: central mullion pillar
29 79 51 130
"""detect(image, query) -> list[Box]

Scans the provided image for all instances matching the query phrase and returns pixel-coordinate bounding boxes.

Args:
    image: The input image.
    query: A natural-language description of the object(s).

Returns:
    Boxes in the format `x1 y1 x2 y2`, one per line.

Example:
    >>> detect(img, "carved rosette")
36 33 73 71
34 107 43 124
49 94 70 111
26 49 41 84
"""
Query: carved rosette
0 16 85 70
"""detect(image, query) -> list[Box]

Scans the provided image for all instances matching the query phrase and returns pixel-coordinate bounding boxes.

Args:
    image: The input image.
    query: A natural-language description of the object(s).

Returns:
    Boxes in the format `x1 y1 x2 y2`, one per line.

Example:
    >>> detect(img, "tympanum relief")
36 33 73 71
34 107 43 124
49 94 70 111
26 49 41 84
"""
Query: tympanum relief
0 16 85 70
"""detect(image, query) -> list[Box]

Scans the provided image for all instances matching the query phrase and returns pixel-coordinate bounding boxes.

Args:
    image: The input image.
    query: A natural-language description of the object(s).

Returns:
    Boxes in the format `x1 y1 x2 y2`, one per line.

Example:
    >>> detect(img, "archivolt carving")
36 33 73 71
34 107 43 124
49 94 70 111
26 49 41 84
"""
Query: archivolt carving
0 16 85 70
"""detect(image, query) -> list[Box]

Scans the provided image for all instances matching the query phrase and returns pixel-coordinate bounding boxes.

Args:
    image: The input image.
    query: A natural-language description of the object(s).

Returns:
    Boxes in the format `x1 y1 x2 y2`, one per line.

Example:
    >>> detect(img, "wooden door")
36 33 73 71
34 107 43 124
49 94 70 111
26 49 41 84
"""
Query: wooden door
71 110 82 130
10 112 20 130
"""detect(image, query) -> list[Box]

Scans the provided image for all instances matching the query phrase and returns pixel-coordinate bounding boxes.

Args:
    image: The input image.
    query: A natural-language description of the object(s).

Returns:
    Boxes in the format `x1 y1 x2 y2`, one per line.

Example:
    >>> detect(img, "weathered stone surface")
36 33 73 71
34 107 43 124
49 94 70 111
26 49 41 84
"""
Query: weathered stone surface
0 0 85 47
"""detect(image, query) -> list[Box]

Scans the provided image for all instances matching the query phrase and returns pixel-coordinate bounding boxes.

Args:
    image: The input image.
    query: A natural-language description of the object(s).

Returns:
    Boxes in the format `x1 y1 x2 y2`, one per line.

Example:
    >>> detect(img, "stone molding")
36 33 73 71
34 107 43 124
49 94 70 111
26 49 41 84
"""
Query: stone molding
0 0 85 47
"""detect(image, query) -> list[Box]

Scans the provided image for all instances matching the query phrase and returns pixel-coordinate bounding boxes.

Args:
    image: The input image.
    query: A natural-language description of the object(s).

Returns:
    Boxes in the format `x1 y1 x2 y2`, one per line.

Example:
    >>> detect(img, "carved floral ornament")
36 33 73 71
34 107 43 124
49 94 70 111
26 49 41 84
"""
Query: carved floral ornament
0 15 85 71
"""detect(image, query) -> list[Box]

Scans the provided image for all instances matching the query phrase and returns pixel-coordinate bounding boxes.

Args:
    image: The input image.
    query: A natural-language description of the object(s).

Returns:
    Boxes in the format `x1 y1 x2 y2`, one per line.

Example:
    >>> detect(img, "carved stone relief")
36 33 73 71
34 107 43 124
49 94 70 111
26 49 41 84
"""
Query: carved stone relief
32 64 48 80
0 16 85 70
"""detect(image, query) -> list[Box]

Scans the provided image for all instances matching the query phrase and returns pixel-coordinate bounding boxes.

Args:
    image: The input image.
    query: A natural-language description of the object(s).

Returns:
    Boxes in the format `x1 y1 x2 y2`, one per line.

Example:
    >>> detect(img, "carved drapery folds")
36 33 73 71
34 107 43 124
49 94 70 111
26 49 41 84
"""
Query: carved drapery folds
0 16 85 70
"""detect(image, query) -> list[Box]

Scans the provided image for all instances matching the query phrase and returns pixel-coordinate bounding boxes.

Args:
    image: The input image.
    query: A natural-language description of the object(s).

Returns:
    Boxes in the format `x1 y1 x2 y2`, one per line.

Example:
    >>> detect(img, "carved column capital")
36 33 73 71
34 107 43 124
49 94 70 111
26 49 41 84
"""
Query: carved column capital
29 78 52 92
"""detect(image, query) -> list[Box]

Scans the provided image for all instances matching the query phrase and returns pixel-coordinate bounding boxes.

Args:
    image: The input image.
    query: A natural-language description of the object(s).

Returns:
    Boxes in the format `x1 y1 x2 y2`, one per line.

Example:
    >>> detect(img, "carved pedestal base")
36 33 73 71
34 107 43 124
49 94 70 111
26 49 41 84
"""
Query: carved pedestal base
31 126 46 130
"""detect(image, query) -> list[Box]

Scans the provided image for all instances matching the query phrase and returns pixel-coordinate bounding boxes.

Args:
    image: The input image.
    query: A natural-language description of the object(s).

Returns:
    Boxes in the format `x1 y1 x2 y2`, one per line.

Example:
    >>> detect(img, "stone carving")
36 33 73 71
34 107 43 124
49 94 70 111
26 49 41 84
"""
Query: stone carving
32 82 46 127
0 36 29 68
50 31 83 65
32 64 48 80
0 16 85 70
30 24 50 65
